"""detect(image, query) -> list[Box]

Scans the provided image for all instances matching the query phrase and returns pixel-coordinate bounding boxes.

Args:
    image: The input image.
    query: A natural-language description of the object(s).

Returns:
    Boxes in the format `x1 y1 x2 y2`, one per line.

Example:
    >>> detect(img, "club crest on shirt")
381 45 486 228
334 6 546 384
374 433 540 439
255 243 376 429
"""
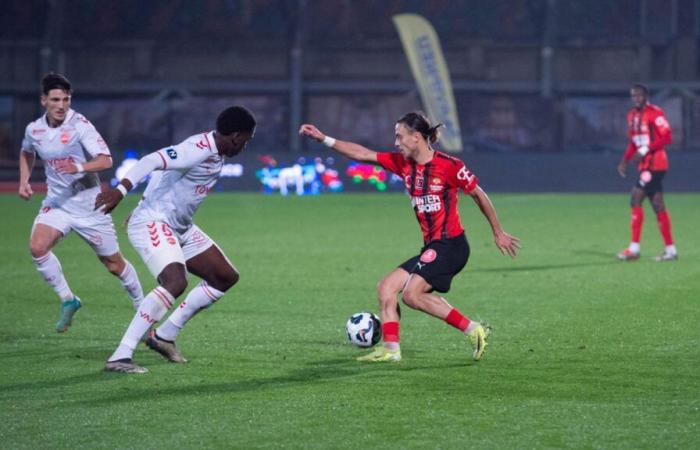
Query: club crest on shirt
166 148 178 159
420 249 437 263
60 131 71 144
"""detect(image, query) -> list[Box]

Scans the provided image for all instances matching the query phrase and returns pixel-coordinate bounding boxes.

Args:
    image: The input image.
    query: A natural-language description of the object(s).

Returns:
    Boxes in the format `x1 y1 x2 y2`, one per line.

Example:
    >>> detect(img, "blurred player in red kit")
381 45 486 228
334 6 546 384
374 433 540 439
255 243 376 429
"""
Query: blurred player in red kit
300 112 520 363
617 84 678 261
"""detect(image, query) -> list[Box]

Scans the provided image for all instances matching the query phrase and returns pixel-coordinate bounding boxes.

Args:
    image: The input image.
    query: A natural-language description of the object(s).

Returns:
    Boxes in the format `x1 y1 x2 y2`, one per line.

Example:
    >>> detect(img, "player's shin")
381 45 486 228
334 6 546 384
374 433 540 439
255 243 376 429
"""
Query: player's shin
630 206 644 248
32 252 74 301
107 287 174 362
156 281 224 342
118 261 144 309
656 210 674 246
445 307 471 332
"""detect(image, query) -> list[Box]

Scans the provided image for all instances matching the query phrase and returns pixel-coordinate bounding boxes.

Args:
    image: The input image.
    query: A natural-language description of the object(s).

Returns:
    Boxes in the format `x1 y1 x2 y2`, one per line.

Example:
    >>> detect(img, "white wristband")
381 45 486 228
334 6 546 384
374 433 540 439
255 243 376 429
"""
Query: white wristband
322 136 336 148
637 146 650 156
116 184 128 197
74 162 84 173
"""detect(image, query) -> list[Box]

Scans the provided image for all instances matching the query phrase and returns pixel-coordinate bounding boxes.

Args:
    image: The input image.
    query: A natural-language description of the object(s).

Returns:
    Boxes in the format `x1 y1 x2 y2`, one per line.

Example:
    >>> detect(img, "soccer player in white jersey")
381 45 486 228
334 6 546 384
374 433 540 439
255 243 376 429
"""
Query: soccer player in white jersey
18 73 144 333
95 106 256 373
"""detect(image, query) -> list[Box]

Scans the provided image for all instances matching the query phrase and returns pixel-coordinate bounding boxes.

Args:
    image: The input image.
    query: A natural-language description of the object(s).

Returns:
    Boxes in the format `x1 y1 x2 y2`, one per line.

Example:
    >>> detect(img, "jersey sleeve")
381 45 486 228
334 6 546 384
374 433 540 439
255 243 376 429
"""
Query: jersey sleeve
450 160 479 194
20 124 35 153
376 152 404 175
154 143 211 170
649 109 672 151
75 115 110 157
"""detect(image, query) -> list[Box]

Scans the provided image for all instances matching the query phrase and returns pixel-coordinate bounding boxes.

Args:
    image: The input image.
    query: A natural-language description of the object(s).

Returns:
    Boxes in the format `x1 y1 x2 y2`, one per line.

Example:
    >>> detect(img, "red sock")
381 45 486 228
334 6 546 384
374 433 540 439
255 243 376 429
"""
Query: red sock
631 206 644 244
382 321 400 343
656 210 674 245
445 308 471 332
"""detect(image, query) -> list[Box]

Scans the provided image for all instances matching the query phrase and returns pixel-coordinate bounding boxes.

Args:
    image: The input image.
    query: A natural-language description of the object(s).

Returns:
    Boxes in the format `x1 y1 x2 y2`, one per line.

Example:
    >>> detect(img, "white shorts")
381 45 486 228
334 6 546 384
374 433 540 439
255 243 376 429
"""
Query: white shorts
127 216 215 278
33 205 120 256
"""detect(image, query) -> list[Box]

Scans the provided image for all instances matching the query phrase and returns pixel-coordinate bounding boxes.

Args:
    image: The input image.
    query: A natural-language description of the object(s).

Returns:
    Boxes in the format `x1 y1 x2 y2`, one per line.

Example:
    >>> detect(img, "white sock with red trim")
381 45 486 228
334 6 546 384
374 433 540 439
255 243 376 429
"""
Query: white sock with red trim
117 261 144 310
32 252 74 301
108 286 174 362
156 281 225 342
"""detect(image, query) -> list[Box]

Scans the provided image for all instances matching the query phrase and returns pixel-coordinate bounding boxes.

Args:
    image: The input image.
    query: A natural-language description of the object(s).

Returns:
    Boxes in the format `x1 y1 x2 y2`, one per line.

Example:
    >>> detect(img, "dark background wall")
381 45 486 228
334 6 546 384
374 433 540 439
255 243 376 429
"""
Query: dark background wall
1 0 699 191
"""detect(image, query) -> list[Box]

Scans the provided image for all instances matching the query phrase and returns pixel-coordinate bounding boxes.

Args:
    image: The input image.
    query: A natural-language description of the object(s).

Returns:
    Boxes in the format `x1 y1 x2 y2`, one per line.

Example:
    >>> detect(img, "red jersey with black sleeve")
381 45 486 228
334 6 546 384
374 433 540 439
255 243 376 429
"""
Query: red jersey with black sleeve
376 150 478 244
623 103 672 172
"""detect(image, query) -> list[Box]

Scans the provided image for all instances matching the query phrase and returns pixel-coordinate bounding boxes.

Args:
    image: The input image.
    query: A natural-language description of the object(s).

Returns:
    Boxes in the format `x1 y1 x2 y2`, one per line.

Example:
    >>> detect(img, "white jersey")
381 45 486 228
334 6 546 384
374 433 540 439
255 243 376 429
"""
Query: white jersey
134 131 222 233
21 109 110 215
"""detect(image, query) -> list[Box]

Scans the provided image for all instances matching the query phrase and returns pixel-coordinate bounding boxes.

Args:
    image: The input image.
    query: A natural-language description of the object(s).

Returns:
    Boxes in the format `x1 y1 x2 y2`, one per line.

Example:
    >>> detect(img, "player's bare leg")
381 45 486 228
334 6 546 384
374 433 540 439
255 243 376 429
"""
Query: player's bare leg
105 263 185 373
98 252 144 309
29 223 81 332
618 187 645 261
402 274 489 360
357 268 408 362
149 244 238 363
649 191 677 261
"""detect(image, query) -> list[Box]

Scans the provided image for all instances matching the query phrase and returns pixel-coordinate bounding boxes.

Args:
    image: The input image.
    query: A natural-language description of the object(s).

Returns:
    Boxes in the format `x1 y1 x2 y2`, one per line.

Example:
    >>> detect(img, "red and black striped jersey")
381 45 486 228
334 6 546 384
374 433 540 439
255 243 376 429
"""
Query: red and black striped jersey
377 150 478 244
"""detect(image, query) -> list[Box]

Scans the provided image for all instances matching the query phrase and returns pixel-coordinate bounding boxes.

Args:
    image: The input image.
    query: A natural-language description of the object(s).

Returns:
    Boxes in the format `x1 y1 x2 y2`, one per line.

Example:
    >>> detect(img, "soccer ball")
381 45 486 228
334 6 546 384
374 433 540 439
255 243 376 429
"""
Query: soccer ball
345 311 382 347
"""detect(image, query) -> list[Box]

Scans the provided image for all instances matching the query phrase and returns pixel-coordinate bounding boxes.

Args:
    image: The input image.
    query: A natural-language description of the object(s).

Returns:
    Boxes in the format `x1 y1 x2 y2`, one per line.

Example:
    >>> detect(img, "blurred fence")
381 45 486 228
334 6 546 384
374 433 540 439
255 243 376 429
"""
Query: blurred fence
1 0 699 186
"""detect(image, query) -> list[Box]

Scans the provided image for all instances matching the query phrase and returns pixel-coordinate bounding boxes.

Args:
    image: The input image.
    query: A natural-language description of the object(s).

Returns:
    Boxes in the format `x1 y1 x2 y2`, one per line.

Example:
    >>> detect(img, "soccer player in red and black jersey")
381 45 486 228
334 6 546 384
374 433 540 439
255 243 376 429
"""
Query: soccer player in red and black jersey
616 84 678 261
299 112 520 362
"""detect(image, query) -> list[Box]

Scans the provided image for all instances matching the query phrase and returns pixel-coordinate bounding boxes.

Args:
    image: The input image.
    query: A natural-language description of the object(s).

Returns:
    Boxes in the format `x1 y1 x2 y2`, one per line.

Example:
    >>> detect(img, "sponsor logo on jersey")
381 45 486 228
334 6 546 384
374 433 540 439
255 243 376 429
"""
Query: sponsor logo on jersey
655 116 669 128
166 148 178 159
420 249 437 263
411 194 442 213
195 184 212 195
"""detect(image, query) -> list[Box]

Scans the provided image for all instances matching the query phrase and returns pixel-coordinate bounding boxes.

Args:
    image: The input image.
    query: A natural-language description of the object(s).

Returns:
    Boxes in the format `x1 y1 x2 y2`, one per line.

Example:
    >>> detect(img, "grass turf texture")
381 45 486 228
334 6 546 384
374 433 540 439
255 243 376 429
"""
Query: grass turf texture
1 192 698 449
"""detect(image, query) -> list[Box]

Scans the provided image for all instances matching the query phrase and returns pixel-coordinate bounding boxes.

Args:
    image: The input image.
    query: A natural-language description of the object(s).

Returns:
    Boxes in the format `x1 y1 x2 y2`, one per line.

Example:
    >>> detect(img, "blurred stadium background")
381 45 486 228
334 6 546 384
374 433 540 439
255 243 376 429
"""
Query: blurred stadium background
1 0 699 192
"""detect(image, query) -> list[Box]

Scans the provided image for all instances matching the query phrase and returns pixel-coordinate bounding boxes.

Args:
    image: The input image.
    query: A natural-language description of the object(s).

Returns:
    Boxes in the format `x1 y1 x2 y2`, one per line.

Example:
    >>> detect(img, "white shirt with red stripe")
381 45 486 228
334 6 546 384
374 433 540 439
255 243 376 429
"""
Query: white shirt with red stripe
21 109 110 215
134 131 222 233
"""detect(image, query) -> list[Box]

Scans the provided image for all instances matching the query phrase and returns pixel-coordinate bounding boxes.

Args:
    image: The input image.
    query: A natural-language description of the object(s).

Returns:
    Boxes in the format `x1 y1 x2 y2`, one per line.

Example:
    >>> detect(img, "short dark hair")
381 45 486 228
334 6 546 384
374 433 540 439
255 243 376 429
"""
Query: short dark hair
216 106 256 135
631 83 649 95
41 72 72 95
397 111 442 144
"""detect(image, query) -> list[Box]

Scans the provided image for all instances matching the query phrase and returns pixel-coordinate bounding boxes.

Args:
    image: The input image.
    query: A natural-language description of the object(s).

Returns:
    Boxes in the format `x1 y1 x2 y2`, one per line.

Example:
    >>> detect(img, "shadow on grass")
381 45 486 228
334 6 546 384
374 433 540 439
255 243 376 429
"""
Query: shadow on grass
470 259 617 273
19 355 469 406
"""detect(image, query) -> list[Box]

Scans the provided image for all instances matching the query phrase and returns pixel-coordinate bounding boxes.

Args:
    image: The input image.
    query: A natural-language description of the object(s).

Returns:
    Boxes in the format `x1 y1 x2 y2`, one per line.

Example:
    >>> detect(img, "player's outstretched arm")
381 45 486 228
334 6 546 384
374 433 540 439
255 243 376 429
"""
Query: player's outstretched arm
469 186 520 258
299 124 378 163
18 150 35 200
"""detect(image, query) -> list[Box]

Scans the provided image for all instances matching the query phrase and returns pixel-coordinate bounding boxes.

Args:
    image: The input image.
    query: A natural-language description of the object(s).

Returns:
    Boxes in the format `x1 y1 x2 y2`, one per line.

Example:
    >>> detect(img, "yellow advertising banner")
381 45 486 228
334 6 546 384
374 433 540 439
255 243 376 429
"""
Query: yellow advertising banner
393 13 463 152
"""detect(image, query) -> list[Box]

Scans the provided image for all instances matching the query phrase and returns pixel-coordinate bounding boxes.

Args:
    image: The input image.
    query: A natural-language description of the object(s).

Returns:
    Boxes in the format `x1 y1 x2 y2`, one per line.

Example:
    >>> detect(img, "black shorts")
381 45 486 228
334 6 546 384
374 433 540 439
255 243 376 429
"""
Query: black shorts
399 234 470 293
635 170 665 196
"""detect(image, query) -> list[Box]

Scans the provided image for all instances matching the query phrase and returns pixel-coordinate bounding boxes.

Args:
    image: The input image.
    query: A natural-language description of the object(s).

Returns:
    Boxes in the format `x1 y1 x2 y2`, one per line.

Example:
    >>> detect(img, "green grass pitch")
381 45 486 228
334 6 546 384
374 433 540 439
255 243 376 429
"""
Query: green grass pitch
1 192 698 449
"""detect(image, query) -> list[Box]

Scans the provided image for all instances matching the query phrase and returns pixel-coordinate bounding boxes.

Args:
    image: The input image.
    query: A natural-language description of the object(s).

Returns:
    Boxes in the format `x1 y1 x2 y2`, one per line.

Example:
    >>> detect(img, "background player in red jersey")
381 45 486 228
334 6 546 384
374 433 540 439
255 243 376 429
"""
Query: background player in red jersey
616 84 678 261
300 112 520 363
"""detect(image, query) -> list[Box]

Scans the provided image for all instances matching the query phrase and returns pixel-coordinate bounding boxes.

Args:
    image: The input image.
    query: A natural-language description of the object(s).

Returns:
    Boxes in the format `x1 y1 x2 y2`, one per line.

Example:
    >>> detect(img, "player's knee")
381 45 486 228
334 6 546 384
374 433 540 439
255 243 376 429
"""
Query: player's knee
101 257 125 276
158 265 188 297
400 290 421 310
29 242 50 259
376 280 397 304
210 267 239 292
164 277 188 298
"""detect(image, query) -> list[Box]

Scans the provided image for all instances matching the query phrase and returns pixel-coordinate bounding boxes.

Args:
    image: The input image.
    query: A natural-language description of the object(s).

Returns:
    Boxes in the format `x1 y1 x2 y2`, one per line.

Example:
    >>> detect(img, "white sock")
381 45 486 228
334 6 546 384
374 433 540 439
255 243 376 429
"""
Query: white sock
629 242 641 253
108 287 174 362
465 321 480 334
665 244 677 255
157 281 225 342
384 342 400 352
32 252 74 301
118 261 144 310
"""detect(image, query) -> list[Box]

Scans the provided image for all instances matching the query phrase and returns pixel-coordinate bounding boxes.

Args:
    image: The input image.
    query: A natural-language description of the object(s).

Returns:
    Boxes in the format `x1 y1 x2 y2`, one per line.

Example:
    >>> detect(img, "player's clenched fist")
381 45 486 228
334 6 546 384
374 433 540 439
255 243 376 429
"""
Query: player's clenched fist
94 188 123 214
18 181 33 200
299 124 325 142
